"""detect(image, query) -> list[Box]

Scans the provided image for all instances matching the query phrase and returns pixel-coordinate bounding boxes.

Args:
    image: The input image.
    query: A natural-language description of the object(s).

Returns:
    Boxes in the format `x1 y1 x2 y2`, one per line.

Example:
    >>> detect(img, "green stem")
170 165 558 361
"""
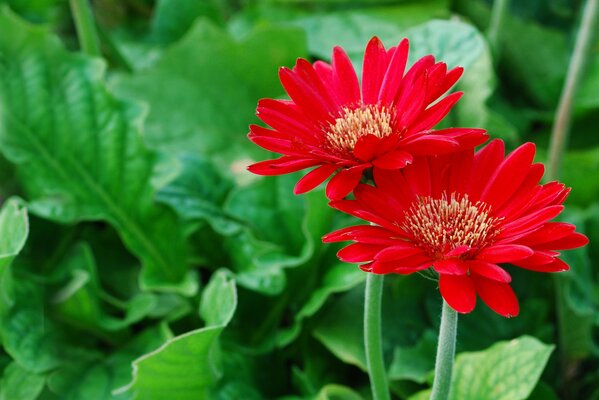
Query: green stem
70 0 101 56
431 300 458 400
486 0 510 57
364 273 390 400
547 0 599 180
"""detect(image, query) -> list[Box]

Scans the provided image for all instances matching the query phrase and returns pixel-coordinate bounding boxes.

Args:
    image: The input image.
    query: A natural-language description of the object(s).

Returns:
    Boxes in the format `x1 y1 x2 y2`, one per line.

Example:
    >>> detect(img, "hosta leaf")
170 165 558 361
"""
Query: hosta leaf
0 362 45 400
118 270 237 399
112 19 307 165
449 336 554 400
0 8 190 292
0 196 28 313
388 330 437 383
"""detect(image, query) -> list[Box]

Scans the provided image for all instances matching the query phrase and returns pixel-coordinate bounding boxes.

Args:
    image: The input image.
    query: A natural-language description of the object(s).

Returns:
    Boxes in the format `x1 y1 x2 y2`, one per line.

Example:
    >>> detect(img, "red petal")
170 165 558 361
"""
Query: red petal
500 205 564 238
294 164 338 195
481 142 536 210
468 139 505 198
325 165 368 200
372 150 413 169
378 39 409 104
478 244 534 263
374 243 423 261
322 225 399 245
433 259 468 275
513 257 570 272
248 157 318 176
337 243 383 263
472 276 519 317
401 135 459 155
468 260 511 282
332 46 360 105
439 274 477 314
409 92 463 133
444 245 471 258
534 232 589 251
362 37 388 104
353 134 380 162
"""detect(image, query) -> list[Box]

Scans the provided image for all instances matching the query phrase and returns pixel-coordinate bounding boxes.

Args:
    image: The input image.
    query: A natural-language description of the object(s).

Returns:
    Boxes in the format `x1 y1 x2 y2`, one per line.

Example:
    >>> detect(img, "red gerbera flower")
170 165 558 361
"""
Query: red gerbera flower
247 37 488 200
323 140 589 317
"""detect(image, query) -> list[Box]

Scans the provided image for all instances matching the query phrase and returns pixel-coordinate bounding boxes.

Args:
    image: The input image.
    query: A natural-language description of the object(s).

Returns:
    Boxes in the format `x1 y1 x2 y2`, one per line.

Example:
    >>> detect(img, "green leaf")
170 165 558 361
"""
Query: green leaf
112 19 307 165
47 325 170 400
150 0 225 44
199 269 237 326
315 384 363 400
388 330 436 383
156 154 238 234
449 336 554 400
0 362 45 400
0 8 191 292
276 262 365 347
118 270 237 399
0 197 28 312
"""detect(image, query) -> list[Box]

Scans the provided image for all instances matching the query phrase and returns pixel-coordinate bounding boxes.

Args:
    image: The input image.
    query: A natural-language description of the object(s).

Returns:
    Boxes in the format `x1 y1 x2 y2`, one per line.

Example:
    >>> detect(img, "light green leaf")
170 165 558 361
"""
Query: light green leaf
119 270 237 399
0 8 190 292
315 384 363 400
0 362 45 400
0 196 28 312
449 336 554 400
112 19 307 165
199 269 237 327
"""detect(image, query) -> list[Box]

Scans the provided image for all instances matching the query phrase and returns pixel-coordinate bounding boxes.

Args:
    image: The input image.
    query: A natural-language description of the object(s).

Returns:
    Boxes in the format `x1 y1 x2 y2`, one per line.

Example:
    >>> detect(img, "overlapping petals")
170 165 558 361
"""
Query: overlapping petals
248 37 488 200
323 139 588 317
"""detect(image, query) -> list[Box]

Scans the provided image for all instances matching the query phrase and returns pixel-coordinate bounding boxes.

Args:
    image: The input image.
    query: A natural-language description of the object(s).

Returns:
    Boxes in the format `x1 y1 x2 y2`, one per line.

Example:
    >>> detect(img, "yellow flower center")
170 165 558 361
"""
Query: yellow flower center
402 193 502 258
325 105 394 154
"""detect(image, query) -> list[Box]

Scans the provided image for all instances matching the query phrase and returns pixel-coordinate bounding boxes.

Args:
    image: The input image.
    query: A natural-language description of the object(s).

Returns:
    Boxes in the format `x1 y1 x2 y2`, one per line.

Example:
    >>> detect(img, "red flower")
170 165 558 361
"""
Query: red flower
247 37 488 200
323 140 589 317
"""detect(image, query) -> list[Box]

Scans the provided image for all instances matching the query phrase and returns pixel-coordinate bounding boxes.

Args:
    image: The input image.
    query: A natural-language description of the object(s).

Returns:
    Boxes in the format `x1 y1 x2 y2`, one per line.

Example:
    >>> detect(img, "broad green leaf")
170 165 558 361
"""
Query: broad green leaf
449 336 554 400
388 330 436 383
0 8 190 292
112 19 307 164
313 277 430 371
231 1 449 62
0 362 45 400
119 270 237 399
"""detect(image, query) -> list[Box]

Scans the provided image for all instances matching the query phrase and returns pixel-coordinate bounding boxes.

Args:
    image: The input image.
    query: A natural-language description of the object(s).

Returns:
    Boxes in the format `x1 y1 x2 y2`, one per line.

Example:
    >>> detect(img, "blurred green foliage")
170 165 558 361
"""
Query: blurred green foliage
0 0 597 399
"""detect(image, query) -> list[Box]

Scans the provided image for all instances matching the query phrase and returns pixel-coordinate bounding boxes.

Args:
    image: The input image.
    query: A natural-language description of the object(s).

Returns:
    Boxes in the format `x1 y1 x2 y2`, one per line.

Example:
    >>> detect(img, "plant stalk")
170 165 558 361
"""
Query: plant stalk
364 273 390 400
430 300 458 400
70 0 102 56
547 0 599 180
486 0 510 57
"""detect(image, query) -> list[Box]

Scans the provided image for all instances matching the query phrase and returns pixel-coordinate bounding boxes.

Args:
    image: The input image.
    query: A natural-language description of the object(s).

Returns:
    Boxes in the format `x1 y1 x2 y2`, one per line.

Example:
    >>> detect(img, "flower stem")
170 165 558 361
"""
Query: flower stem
547 0 598 180
69 0 101 56
430 300 458 400
486 0 510 57
364 273 390 400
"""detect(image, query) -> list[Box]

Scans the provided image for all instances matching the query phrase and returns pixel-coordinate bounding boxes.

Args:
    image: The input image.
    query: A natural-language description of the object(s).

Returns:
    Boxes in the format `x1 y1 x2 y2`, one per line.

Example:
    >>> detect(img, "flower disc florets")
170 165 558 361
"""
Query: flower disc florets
403 193 502 259
325 105 394 156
